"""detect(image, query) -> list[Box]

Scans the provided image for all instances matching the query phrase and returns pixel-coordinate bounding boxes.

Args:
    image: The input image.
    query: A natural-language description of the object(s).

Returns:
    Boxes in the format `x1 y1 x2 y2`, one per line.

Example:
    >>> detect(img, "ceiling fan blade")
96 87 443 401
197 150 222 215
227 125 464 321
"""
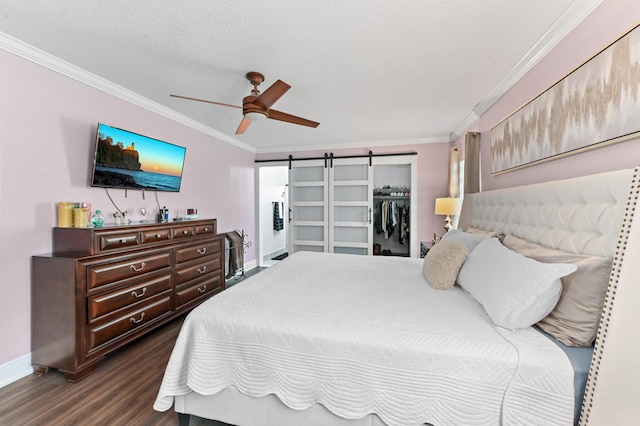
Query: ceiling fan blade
235 117 252 135
253 80 291 110
268 109 320 128
170 94 242 109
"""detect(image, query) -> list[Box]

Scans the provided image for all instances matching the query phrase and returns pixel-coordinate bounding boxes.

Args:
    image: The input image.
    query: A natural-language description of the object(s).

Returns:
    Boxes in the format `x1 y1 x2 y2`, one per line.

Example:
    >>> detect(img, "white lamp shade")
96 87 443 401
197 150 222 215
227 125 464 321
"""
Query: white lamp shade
434 197 462 216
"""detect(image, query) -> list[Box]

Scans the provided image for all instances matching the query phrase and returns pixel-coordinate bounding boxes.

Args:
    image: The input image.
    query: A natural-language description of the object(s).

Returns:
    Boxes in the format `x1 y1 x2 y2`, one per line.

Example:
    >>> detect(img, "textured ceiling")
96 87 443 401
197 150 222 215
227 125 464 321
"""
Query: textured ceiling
0 0 601 153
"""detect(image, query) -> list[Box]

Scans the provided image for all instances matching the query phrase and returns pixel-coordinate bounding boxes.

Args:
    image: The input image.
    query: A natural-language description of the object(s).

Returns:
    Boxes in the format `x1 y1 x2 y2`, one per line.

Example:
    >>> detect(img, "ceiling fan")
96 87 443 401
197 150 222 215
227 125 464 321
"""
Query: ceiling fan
170 71 320 135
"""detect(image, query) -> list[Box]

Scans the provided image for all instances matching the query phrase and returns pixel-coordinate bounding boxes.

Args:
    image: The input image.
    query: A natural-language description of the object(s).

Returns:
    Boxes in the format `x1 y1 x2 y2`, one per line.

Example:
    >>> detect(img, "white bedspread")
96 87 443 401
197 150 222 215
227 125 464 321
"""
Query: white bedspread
154 251 574 426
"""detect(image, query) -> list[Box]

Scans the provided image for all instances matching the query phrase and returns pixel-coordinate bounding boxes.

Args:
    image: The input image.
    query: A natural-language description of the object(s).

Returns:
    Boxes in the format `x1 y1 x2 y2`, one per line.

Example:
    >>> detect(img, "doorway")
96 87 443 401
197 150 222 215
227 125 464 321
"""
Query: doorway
257 165 289 267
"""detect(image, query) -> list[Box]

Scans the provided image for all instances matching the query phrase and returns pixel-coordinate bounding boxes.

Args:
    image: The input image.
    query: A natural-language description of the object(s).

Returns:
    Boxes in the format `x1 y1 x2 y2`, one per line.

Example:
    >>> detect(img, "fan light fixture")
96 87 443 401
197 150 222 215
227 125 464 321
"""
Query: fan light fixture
434 197 462 231
170 71 319 135
244 111 268 122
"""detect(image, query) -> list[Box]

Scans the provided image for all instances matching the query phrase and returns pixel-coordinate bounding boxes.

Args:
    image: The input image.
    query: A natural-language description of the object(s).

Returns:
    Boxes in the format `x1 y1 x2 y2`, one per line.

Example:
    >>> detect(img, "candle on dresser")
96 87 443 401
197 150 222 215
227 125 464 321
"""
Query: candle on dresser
73 207 88 228
57 202 73 227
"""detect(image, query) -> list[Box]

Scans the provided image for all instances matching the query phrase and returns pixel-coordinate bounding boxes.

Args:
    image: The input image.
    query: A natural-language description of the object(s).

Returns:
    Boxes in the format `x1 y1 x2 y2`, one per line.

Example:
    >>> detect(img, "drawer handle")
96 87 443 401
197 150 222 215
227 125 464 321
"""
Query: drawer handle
198 285 207 293
196 248 207 255
155 234 162 238
129 312 145 324
129 262 146 272
120 239 128 244
197 266 207 274
131 287 147 298
183 230 189 235
204 227 209 232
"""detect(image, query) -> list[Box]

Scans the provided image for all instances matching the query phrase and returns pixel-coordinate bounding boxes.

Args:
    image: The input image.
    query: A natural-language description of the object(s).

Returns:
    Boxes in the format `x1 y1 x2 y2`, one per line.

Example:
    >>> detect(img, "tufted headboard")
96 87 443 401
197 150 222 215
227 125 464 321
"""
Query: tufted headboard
458 168 634 258
457 167 640 425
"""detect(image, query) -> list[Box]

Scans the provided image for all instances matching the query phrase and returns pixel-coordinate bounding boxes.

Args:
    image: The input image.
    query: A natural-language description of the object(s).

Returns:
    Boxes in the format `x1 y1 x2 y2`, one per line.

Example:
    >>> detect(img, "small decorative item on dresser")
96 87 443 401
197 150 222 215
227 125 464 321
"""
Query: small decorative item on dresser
185 208 199 220
139 205 148 222
91 210 105 227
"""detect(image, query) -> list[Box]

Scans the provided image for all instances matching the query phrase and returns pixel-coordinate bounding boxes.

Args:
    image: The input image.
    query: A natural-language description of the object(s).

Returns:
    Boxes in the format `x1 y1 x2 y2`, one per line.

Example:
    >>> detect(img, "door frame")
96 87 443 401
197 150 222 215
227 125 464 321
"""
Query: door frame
372 155 418 257
255 162 289 267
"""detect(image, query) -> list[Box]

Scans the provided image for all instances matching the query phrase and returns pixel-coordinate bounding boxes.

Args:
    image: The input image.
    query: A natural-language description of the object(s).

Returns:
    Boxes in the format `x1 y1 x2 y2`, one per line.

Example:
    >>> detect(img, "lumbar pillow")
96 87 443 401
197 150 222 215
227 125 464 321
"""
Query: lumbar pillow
502 234 612 347
465 226 506 243
422 241 469 290
440 229 490 252
457 238 577 330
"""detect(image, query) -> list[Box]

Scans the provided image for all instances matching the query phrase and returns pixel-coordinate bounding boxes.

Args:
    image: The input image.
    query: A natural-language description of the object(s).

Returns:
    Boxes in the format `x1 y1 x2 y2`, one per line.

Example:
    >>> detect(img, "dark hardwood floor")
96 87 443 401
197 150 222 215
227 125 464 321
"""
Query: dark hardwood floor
0 269 267 426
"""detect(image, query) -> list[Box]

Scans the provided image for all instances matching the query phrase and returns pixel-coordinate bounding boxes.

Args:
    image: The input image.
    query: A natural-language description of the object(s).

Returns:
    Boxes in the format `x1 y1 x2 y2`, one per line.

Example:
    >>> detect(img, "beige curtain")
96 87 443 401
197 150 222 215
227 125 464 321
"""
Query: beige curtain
446 147 461 230
448 147 460 198
464 132 481 194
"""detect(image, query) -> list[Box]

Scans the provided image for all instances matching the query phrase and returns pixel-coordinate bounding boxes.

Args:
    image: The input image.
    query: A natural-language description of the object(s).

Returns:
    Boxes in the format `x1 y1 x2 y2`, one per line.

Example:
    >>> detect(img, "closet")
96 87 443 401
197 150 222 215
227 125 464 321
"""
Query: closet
287 154 416 257
372 161 412 257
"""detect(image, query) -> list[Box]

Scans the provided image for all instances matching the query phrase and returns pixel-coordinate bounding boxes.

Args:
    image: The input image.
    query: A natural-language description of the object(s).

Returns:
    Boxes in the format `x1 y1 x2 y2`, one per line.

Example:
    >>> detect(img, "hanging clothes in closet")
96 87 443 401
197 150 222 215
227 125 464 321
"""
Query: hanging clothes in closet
374 200 409 243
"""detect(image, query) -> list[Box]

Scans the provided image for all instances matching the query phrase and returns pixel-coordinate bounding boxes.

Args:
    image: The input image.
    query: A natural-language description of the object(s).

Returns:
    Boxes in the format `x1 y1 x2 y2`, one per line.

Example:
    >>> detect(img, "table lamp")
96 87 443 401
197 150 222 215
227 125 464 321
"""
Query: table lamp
434 197 462 231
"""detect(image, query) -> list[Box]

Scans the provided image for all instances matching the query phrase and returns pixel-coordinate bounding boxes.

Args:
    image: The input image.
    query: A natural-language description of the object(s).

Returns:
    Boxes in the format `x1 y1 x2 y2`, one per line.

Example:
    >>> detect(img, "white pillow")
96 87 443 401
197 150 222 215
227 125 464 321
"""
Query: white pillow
457 238 577 330
440 229 489 252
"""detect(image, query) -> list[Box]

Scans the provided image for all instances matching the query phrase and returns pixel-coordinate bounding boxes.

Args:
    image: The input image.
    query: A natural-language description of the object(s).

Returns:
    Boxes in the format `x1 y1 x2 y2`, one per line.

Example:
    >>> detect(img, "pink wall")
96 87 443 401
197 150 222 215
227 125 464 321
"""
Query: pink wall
3 0 638 381
0 49 256 366
256 142 452 252
477 0 640 190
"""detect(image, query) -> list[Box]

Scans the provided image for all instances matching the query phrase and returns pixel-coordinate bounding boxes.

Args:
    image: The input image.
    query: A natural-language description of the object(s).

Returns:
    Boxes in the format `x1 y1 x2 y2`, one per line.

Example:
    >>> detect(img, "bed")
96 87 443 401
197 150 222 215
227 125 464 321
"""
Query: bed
154 167 637 426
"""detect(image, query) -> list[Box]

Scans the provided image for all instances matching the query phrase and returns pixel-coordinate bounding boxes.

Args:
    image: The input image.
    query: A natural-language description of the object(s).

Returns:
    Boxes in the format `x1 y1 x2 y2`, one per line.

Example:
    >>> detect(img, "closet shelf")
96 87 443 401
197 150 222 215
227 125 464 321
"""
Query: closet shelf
373 195 410 199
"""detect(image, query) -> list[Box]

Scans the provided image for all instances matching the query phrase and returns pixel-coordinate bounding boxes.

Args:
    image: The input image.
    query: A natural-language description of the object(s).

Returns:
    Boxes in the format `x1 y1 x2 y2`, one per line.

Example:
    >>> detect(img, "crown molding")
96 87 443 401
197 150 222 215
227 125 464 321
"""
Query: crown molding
450 0 603 141
2 0 603 151
0 32 256 154
255 135 448 155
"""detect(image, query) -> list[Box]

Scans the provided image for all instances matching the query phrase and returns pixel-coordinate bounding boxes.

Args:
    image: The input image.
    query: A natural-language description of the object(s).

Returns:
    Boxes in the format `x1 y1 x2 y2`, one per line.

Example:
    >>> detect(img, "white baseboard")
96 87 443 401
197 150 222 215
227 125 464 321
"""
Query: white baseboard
0 353 33 388
244 259 257 271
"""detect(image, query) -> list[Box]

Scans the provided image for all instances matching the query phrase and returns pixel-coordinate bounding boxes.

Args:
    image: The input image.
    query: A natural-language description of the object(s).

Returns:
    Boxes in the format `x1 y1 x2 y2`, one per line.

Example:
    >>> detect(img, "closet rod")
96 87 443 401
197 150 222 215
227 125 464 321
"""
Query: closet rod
255 151 417 165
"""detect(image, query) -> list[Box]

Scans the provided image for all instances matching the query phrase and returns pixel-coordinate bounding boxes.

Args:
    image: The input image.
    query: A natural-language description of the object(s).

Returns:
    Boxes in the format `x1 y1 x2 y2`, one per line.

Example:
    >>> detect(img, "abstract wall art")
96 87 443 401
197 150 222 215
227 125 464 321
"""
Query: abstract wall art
490 23 640 175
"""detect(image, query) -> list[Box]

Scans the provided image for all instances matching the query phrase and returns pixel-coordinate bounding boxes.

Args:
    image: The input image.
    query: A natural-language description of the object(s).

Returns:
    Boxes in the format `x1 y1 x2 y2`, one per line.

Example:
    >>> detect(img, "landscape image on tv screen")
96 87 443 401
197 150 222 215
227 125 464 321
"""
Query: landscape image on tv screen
90 123 186 192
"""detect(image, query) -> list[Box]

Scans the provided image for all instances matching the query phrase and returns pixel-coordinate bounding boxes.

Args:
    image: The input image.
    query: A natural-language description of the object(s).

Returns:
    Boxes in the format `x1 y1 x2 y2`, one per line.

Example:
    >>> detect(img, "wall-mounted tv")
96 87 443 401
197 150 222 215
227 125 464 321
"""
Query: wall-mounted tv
90 123 186 192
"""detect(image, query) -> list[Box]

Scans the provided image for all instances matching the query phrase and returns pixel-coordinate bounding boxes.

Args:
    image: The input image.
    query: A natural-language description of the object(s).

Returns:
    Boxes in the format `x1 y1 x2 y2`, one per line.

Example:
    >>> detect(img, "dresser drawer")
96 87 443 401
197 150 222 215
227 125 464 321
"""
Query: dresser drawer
174 255 221 286
87 274 172 323
174 275 223 310
87 295 172 351
99 232 140 251
86 251 171 290
175 240 222 264
140 228 172 245
172 225 195 240
195 222 216 235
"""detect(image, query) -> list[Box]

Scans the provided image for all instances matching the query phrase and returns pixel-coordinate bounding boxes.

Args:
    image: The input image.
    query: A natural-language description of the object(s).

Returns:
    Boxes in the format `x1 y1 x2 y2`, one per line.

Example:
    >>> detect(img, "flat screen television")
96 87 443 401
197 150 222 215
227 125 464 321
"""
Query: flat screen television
90 123 186 192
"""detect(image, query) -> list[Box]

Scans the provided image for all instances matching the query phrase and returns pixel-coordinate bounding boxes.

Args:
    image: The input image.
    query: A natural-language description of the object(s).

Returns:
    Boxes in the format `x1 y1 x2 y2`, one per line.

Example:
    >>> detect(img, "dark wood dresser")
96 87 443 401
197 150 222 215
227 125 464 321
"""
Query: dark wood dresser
31 219 224 382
